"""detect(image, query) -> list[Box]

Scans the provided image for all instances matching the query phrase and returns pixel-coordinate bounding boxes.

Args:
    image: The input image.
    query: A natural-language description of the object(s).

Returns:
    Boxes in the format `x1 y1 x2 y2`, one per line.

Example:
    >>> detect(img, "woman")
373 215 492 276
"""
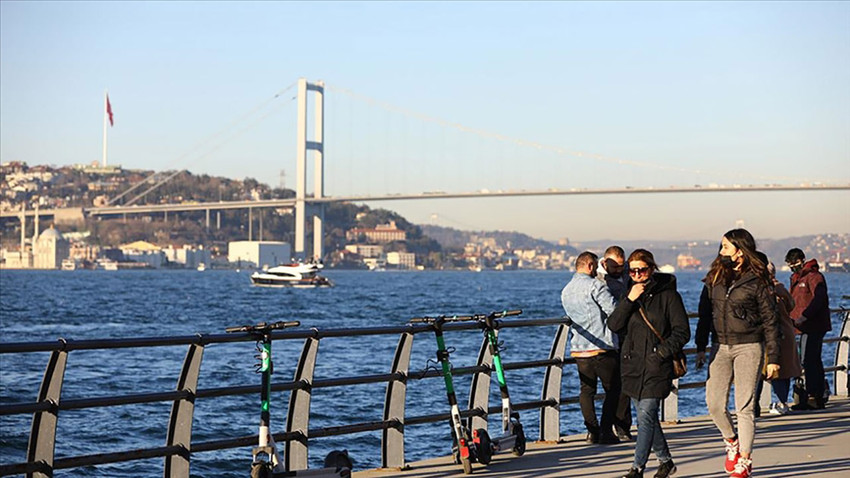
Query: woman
700 229 781 478
608 249 690 478
766 260 802 415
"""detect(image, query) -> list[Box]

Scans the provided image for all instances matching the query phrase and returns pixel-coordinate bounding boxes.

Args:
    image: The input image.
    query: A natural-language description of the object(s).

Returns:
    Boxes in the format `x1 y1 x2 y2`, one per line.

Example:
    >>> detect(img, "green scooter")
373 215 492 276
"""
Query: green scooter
470 309 526 457
410 314 492 474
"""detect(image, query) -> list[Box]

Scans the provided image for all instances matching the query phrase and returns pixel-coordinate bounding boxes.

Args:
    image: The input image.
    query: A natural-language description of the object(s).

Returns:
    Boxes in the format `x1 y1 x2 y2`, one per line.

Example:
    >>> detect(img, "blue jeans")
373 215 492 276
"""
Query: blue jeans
632 397 672 469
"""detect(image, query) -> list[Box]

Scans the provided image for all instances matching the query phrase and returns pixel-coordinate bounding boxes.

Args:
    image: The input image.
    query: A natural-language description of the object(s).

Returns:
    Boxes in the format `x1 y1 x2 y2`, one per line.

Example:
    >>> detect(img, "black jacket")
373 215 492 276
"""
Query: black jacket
695 284 717 353
607 273 691 400
704 271 781 364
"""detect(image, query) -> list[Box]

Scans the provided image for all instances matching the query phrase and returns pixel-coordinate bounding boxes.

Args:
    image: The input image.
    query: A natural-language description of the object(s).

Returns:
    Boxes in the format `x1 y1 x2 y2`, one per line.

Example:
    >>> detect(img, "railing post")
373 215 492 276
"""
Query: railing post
468 332 493 432
539 323 569 442
164 342 205 478
27 347 68 478
661 378 680 423
285 336 320 471
381 332 414 469
835 311 849 398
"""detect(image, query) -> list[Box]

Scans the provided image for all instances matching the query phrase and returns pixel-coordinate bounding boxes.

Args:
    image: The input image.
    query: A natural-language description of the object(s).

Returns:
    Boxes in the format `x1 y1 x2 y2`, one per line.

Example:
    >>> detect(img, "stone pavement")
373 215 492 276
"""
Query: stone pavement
354 397 850 478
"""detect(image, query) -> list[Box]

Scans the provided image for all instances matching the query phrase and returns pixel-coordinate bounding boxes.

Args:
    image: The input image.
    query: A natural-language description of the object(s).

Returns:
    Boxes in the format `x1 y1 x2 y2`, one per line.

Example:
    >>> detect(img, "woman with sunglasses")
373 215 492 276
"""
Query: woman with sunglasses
700 229 780 478
608 249 690 478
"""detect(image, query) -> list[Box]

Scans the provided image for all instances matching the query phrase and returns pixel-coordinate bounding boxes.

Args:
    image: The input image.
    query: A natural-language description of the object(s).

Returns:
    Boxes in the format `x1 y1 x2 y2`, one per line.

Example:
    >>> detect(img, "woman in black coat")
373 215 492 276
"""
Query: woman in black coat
608 249 690 478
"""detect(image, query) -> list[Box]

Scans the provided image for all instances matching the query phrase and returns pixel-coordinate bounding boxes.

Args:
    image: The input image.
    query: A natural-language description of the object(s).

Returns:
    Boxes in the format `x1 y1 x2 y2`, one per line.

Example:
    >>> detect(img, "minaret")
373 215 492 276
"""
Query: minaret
20 203 26 253
33 204 40 245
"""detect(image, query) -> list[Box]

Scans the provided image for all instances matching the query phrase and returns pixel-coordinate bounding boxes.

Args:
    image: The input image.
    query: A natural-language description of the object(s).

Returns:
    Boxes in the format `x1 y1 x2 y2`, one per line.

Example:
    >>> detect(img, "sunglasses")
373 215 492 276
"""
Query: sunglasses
629 267 651 276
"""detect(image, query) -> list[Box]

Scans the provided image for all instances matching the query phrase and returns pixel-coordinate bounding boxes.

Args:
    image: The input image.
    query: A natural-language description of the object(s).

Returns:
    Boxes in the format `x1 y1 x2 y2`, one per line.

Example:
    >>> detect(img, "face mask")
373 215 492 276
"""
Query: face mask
719 255 735 268
790 264 803 273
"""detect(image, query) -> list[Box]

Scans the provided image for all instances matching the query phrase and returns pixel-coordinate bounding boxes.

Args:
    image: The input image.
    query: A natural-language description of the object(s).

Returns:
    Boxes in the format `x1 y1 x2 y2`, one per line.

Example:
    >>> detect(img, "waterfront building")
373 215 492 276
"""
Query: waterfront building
344 244 384 258
387 251 415 269
119 240 164 268
227 241 291 269
33 227 70 269
163 244 211 269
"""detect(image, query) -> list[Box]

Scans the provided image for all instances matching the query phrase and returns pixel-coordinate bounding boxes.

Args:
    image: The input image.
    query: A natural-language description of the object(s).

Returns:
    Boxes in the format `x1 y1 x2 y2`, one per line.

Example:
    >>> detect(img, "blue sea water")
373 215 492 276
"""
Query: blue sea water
1 269 848 477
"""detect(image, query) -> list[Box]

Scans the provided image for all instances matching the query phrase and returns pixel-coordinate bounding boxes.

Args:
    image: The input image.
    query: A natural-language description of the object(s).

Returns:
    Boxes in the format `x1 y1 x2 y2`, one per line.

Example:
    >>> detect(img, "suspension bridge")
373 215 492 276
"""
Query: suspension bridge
3 78 849 259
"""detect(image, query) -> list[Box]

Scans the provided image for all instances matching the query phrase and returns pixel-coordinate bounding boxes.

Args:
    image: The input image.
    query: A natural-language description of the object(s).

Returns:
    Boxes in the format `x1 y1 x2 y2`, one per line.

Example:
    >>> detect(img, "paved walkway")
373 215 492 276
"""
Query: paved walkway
355 397 850 478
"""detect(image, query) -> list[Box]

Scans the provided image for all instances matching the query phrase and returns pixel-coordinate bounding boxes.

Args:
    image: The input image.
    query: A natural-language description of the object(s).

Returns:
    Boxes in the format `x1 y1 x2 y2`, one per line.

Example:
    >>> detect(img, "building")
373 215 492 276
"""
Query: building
164 245 211 269
344 244 384 258
387 251 415 269
228 241 291 269
346 221 407 243
33 227 70 269
119 240 164 268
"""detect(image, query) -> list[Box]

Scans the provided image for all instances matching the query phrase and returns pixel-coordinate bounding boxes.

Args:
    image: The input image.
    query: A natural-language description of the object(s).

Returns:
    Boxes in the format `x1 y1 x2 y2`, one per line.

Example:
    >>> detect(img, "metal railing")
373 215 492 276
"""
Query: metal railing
1 311 848 478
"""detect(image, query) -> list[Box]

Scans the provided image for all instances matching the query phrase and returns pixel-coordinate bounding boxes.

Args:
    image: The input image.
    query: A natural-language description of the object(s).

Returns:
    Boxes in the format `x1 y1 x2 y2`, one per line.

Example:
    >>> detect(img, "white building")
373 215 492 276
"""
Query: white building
387 251 415 269
119 241 164 268
163 245 211 269
33 227 70 269
228 241 291 269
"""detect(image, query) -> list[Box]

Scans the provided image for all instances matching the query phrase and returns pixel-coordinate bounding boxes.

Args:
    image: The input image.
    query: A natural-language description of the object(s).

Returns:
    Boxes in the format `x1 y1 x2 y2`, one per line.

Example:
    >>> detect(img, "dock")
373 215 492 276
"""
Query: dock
355 397 850 477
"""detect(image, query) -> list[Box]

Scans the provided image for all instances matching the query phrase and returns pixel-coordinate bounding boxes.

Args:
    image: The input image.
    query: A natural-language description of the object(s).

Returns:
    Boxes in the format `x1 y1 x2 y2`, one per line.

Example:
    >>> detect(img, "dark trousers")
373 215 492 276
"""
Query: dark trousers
800 331 826 402
575 350 621 434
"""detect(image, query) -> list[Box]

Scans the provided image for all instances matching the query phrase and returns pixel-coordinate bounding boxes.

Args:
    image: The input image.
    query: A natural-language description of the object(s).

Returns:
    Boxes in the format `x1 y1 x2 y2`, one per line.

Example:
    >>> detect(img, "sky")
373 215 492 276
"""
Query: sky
1 1 848 243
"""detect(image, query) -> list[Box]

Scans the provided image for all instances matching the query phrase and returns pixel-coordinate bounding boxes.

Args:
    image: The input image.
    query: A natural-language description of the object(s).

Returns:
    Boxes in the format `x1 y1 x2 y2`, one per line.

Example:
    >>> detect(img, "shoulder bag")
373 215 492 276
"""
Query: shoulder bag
638 306 687 378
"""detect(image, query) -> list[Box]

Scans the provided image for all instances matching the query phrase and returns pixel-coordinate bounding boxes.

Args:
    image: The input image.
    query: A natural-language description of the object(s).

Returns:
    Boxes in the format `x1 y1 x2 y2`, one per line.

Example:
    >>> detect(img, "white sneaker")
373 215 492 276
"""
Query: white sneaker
768 403 780 415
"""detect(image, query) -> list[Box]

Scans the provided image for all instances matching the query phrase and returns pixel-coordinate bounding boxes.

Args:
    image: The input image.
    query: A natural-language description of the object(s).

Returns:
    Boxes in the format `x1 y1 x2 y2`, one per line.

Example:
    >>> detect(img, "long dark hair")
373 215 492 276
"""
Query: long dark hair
705 228 770 286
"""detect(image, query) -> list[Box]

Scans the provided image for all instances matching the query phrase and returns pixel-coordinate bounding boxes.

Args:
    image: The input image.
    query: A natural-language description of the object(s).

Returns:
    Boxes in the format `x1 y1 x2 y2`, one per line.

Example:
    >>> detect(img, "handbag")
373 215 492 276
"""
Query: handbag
638 306 687 378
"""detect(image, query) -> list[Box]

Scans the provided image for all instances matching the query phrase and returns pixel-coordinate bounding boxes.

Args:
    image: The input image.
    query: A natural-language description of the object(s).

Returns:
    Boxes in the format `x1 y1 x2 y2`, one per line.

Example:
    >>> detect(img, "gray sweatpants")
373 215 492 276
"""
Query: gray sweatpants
705 342 764 454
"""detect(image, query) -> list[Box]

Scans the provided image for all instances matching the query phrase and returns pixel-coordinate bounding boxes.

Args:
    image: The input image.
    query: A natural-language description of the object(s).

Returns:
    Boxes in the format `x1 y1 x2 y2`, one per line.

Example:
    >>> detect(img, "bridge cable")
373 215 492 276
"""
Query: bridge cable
109 82 298 206
325 84 827 185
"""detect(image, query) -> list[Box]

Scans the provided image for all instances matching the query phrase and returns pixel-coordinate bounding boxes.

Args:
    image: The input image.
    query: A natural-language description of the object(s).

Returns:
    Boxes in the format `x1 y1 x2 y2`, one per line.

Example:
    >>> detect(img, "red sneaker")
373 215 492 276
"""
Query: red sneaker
730 457 752 478
724 438 740 473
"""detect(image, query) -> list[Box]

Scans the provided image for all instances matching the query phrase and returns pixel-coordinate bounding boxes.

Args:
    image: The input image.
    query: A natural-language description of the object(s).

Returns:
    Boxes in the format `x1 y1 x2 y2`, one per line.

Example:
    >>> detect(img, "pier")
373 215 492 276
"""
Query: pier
356 398 850 477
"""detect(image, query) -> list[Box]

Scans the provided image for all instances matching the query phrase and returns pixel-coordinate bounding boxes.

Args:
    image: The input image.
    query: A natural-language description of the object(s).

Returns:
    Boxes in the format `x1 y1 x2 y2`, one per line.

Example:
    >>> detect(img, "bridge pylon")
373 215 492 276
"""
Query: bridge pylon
295 78 325 260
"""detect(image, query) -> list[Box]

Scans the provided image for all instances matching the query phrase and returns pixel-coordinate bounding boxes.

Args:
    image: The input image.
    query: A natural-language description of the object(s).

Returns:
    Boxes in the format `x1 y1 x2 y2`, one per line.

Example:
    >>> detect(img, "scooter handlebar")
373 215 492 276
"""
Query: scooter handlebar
225 320 301 333
409 315 475 324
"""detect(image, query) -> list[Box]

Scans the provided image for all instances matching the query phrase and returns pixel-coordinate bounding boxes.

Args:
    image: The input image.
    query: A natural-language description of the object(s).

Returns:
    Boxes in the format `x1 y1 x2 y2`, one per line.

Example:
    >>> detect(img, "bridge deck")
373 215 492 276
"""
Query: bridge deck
355 397 850 477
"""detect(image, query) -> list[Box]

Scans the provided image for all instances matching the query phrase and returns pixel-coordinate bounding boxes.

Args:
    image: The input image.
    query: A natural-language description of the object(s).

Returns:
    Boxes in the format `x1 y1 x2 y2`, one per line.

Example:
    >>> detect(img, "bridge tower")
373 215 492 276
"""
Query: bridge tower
295 78 325 260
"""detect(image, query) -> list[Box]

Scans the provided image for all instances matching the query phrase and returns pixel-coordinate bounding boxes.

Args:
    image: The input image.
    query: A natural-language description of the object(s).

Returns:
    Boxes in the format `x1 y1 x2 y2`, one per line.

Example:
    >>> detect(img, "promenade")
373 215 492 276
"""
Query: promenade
356 397 850 478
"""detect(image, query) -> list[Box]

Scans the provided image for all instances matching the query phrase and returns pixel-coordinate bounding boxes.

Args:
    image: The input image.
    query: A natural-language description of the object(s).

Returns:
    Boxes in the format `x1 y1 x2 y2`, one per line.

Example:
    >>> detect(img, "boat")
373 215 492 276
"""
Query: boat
61 258 77 271
197 262 206 272
250 262 333 288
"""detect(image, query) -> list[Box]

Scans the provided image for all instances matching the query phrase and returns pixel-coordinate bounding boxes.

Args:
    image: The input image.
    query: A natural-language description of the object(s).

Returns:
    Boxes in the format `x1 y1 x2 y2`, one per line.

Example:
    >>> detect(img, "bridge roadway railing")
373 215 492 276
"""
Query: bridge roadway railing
1 311 848 478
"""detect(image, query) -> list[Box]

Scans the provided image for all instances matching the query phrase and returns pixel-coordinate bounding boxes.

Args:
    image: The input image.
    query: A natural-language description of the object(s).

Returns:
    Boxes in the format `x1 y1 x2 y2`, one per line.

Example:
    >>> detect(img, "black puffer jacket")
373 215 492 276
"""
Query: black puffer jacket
705 271 781 364
607 273 690 400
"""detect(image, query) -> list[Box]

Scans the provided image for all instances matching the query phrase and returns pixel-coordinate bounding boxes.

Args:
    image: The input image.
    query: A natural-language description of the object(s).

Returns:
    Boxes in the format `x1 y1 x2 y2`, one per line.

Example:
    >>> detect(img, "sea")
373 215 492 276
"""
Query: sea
1 269 848 477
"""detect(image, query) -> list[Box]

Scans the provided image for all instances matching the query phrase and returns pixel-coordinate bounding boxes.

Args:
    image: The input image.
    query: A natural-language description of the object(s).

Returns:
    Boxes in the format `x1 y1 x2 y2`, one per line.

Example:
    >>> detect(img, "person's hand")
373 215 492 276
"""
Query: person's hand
765 363 781 380
696 351 707 369
627 283 647 302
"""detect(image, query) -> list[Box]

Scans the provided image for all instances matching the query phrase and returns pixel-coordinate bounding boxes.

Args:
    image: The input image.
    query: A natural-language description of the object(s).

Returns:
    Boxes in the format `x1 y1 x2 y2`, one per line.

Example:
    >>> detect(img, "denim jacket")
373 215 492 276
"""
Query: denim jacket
561 273 619 353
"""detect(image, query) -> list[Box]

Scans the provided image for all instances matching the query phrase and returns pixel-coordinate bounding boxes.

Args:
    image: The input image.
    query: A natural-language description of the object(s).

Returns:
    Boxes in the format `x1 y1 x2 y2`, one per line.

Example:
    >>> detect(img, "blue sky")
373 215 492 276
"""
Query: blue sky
1 1 848 242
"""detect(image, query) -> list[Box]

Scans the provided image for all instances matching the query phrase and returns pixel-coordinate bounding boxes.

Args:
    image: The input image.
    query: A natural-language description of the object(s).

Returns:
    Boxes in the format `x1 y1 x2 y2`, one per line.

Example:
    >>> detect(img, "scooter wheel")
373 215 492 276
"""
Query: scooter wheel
474 428 492 465
512 423 526 457
251 462 272 478
461 455 473 474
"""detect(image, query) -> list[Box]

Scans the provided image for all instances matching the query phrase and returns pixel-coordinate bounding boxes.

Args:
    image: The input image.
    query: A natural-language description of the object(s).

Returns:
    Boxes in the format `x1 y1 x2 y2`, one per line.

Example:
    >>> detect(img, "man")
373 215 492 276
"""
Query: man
785 248 831 410
562 251 621 444
599 245 633 441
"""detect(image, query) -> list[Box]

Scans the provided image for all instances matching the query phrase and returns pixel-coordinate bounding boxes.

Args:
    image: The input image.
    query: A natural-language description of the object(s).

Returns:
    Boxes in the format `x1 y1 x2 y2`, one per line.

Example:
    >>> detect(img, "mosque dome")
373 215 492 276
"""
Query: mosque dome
38 227 64 241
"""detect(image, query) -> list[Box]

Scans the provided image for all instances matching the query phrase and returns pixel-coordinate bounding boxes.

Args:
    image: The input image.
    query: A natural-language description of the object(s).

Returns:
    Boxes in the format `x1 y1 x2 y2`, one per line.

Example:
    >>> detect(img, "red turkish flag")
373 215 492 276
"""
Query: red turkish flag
106 95 114 126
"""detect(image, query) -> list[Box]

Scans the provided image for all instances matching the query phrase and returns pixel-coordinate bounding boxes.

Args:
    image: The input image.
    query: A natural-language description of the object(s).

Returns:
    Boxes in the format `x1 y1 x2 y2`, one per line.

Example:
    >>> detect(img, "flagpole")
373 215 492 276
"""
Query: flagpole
102 89 108 167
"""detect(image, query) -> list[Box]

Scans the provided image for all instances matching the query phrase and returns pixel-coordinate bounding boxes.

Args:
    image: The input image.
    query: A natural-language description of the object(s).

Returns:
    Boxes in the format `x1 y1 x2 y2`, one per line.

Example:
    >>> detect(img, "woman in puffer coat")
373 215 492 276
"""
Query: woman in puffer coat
608 249 690 478
701 229 781 478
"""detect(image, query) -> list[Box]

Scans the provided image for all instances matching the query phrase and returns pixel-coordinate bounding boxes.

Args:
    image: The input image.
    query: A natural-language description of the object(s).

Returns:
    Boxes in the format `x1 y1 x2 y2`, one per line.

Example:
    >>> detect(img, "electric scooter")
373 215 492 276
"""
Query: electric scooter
470 309 526 457
410 315 492 474
225 321 352 478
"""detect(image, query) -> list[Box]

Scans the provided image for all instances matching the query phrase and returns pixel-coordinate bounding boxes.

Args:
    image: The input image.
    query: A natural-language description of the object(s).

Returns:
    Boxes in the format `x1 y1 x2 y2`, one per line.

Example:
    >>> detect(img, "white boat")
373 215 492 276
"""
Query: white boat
250 262 332 288
197 263 206 272
61 258 77 271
